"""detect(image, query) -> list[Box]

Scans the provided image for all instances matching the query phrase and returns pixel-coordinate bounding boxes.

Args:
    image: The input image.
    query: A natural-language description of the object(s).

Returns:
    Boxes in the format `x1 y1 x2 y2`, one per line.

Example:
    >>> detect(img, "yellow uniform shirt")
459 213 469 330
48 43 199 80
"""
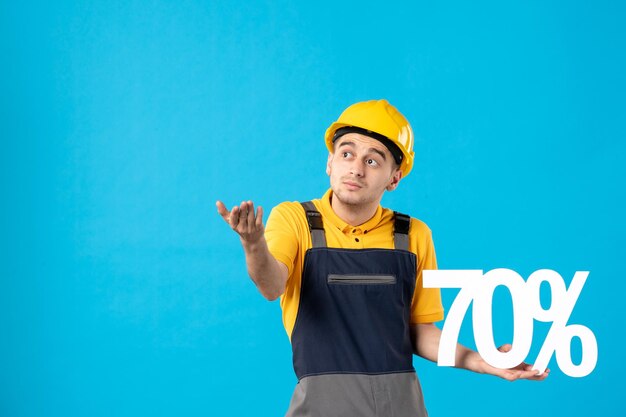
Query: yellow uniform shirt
266 189 444 339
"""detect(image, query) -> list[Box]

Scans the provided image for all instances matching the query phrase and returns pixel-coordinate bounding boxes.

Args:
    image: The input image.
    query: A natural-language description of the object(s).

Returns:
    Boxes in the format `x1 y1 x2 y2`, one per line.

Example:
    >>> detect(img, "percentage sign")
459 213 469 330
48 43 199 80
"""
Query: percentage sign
423 269 598 377
526 269 598 377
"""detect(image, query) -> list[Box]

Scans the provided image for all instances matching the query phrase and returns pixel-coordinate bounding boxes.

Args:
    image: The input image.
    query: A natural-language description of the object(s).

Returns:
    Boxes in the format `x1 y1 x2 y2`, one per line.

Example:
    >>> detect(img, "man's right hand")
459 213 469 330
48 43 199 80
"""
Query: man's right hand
216 200 287 300
216 200 264 245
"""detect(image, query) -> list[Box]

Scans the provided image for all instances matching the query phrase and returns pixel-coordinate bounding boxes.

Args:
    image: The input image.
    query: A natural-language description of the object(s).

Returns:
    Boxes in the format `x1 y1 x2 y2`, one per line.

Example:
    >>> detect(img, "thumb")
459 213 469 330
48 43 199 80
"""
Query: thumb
216 200 230 221
498 344 513 353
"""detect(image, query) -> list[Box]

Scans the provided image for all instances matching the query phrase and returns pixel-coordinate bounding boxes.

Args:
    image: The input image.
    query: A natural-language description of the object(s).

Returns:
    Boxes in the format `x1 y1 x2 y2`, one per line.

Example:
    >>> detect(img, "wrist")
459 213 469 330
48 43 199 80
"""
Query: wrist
458 349 485 373
241 236 265 252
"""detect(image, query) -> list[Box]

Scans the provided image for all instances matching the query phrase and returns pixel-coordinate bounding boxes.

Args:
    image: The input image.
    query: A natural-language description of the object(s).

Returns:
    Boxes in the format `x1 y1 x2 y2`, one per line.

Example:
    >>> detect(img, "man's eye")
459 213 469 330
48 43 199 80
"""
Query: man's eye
342 152 352 158
366 158 379 166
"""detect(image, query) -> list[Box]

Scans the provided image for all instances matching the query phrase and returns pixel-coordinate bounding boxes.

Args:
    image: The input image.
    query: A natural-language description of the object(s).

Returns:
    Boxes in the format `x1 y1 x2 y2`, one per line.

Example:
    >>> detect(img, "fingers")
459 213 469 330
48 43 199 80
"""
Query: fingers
235 201 251 233
518 369 542 379
506 366 550 381
493 345 550 381
487 359 550 382
217 200 264 240
216 200 230 222
246 201 256 230
497 368 536 382
497 344 513 353
527 366 550 381
232 202 248 232
230 205 241 229
245 201 263 232
492 368 518 382
255 205 264 228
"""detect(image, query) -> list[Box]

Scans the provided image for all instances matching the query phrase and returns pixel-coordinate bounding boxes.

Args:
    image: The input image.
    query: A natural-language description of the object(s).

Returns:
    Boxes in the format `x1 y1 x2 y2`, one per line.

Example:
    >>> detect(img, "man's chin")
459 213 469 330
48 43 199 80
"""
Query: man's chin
333 190 367 206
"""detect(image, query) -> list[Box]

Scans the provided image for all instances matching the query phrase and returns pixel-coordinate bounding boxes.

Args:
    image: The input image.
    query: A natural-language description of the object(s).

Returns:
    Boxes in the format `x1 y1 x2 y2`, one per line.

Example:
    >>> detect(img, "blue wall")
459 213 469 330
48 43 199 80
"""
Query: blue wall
2 1 624 415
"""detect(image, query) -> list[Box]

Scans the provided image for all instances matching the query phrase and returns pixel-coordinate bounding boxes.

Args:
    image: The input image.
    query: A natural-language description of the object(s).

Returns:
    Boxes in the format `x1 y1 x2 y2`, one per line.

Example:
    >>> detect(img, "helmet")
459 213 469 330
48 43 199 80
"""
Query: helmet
324 99 415 176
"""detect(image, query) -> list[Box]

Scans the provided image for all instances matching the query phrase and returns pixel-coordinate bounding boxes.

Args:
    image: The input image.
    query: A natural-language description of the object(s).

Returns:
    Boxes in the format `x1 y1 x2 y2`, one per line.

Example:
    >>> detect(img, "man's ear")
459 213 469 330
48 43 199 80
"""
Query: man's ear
326 152 333 176
386 168 403 191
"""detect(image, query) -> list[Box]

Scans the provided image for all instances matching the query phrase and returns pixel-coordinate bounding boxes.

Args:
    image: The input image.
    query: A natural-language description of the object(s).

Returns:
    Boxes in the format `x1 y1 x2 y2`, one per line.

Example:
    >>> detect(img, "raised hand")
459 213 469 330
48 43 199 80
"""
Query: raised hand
216 200 265 244
216 199 286 300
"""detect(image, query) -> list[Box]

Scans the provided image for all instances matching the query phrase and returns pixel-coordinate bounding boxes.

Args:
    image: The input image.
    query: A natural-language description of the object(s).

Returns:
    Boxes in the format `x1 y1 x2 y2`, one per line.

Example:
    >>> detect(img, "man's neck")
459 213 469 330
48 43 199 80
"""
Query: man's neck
330 195 380 227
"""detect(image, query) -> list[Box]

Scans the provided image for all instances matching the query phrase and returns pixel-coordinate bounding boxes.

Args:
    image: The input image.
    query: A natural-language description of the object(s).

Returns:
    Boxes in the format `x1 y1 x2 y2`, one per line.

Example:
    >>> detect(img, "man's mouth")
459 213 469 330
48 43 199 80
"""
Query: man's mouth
343 180 364 190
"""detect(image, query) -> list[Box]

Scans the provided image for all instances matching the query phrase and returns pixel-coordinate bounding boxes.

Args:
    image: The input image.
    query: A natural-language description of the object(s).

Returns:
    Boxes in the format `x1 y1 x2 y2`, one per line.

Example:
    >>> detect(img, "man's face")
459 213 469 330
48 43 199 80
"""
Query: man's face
326 133 403 208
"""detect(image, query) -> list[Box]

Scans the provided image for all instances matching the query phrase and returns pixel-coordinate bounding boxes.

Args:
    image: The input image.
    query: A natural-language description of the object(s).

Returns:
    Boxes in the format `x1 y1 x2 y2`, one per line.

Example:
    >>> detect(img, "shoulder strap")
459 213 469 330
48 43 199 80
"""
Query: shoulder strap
393 212 410 251
301 201 327 248
301 203 408 250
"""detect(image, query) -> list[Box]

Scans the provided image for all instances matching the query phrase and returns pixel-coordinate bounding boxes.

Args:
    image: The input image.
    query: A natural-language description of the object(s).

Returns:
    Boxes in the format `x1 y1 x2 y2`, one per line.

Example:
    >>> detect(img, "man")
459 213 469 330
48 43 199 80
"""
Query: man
216 100 547 417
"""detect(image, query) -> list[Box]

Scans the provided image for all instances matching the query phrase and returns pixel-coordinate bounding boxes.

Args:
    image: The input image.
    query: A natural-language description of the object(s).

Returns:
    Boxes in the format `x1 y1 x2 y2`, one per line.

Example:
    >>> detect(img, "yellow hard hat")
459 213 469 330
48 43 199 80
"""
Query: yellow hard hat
325 99 415 176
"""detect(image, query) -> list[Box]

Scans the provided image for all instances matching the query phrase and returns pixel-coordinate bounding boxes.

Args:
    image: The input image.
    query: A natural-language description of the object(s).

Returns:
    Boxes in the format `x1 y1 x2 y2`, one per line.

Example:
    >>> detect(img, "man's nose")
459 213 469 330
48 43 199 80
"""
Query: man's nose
349 160 365 177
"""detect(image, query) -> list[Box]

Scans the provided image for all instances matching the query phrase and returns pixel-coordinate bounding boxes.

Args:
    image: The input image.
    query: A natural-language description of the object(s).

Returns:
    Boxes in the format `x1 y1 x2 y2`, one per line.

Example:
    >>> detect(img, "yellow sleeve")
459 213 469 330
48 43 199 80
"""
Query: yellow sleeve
409 219 445 324
265 201 309 339
265 202 302 278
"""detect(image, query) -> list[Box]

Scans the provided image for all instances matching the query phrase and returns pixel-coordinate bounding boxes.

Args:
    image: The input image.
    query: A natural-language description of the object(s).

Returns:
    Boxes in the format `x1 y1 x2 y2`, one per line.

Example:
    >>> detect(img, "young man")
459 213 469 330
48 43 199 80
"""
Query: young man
217 100 547 417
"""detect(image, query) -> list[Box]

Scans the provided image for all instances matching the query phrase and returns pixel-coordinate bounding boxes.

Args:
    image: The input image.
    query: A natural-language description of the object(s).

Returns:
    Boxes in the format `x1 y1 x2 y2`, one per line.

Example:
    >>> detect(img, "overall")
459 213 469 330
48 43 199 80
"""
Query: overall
285 202 428 417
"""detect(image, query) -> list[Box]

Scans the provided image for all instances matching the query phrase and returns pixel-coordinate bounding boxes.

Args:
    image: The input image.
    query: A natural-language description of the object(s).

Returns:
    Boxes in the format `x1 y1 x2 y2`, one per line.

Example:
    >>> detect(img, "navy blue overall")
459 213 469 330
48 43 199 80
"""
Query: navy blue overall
285 202 428 417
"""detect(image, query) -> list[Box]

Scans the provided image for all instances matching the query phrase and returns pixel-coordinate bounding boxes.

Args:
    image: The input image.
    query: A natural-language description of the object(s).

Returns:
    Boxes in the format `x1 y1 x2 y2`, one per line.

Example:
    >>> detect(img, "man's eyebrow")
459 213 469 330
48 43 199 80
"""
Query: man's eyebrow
337 141 388 160
336 141 355 148
369 148 387 161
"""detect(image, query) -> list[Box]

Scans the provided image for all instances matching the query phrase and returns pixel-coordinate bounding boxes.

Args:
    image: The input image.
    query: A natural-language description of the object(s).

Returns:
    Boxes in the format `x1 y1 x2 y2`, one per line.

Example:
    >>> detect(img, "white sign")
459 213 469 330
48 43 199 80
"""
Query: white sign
423 269 598 377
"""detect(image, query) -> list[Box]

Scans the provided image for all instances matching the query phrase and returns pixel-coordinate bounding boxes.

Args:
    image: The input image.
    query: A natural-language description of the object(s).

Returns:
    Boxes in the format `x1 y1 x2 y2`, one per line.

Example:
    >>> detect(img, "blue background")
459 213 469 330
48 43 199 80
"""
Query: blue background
2 1 624 416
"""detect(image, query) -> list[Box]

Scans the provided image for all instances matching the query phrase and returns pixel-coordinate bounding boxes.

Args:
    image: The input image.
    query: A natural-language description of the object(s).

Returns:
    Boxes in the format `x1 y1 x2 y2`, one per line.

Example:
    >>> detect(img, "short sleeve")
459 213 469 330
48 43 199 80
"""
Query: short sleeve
409 221 445 324
265 202 301 278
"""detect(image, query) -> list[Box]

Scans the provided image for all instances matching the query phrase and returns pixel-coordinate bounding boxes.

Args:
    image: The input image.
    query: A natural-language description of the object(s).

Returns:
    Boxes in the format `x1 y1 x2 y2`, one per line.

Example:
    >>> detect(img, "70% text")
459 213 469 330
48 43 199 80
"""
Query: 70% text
423 269 598 377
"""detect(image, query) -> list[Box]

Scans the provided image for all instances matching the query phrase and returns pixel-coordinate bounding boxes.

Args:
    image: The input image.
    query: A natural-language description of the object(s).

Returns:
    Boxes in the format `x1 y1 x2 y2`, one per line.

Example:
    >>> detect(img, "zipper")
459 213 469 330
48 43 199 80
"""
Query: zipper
327 274 396 285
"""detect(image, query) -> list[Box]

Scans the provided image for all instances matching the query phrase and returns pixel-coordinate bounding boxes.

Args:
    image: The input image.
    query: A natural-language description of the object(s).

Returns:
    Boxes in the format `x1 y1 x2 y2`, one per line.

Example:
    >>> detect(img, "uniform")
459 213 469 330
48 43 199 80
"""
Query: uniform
266 189 444 417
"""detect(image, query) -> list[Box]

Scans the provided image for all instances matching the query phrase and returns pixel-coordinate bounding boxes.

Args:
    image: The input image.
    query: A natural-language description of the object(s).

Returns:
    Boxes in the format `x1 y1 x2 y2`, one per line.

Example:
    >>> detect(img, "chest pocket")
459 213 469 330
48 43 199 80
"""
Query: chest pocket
327 274 397 285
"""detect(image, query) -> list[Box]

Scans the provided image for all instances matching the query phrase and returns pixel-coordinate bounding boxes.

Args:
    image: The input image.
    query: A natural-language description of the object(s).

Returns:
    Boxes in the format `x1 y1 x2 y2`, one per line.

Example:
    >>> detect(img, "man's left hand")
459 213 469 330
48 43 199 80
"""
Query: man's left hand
476 344 550 381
